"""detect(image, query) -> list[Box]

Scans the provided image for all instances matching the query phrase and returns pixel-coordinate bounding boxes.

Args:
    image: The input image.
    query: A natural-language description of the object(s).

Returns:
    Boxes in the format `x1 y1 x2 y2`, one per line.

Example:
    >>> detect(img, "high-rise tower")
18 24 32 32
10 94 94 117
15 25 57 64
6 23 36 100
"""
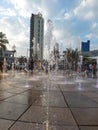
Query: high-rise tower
81 40 90 52
30 13 44 60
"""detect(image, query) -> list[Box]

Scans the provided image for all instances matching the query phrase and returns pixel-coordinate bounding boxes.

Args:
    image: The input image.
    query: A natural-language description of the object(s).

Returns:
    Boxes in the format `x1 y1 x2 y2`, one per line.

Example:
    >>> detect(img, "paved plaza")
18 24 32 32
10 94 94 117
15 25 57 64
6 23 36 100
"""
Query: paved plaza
0 70 98 130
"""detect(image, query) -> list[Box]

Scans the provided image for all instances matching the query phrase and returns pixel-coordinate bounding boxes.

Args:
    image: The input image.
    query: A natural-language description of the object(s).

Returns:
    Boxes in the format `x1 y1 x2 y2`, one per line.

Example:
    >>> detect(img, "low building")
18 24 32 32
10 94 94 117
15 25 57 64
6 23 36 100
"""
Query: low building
0 49 16 64
81 50 98 57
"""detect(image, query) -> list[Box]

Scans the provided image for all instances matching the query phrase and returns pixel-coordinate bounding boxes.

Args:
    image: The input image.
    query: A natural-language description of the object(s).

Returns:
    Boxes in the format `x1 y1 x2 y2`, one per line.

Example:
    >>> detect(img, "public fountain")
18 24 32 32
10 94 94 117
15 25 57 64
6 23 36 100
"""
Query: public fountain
45 19 53 59
45 19 61 73
44 20 53 129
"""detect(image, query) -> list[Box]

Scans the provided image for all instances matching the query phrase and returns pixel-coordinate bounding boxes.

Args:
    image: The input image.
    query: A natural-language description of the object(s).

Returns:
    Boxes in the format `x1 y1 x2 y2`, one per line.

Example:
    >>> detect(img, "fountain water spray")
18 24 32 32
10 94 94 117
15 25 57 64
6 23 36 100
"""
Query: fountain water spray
45 19 53 60
45 19 60 73
44 19 55 129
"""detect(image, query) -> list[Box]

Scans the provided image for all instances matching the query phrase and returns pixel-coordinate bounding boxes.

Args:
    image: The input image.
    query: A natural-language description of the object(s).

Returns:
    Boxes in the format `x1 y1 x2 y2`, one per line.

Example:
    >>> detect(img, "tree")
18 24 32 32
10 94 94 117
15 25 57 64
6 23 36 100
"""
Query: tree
71 48 79 70
0 32 9 50
65 48 79 71
18 56 27 64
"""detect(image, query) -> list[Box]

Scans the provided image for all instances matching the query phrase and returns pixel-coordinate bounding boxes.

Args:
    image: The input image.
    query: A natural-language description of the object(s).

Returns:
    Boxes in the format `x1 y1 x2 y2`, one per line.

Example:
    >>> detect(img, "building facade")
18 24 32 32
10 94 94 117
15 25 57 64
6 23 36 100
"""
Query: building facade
30 13 44 61
81 40 90 52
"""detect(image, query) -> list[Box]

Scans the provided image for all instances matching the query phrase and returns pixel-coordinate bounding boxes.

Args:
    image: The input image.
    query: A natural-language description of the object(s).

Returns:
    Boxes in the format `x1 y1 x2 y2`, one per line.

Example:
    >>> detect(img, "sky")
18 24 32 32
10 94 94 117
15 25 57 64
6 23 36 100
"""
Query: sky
0 0 98 57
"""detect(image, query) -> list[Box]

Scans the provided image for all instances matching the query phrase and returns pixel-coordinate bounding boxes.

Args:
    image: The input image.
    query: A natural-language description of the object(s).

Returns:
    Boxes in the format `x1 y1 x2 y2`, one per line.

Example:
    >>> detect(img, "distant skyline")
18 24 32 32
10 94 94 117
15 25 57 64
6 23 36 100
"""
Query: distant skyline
0 0 98 57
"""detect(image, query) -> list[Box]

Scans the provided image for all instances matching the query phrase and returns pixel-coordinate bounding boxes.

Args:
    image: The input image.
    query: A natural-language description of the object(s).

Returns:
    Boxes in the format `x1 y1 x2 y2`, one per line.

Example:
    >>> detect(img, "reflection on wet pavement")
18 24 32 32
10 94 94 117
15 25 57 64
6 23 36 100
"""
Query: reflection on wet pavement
0 71 98 129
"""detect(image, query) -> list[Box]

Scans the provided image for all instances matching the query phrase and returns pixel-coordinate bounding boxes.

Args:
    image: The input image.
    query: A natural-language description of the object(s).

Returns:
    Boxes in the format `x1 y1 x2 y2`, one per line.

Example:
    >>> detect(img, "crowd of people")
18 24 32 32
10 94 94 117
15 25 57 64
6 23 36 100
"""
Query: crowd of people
77 62 97 78
84 63 97 77
24 59 49 74
0 57 98 78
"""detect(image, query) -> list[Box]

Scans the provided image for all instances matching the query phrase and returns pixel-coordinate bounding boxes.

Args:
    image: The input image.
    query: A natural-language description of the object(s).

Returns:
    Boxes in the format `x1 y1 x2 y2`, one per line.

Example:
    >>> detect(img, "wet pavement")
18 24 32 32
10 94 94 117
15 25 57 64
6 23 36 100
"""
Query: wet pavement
0 71 98 130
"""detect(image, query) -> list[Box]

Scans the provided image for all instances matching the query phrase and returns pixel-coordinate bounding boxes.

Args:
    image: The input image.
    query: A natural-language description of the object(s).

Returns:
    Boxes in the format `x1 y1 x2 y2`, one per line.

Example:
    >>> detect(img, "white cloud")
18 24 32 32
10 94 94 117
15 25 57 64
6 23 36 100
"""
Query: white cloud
53 29 63 40
74 0 98 20
7 0 48 19
85 11 94 20
0 0 98 57
91 44 98 51
64 12 71 19
85 33 94 39
0 7 16 17
0 15 29 56
92 22 98 29
1 0 49 56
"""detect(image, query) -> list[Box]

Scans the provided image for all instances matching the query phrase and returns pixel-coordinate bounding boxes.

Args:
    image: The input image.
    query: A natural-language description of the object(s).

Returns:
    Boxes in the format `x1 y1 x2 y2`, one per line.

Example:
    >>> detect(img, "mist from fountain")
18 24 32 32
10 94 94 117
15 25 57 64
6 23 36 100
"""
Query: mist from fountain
45 19 53 60
44 19 58 129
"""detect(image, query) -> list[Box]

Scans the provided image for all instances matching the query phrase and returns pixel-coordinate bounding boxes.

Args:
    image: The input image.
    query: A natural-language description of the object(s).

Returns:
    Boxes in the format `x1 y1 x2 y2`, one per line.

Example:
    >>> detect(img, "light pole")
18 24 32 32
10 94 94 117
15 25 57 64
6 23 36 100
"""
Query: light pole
12 44 16 63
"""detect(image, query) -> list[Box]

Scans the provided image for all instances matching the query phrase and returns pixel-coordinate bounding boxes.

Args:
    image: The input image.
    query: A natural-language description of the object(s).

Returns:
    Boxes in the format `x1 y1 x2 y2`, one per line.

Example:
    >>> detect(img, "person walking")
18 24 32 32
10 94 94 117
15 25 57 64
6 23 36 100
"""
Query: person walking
92 63 97 78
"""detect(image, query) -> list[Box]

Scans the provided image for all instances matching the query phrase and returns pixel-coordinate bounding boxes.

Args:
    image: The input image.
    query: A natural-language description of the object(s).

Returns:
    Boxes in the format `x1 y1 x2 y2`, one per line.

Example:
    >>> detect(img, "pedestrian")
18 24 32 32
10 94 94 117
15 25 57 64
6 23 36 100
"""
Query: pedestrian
30 58 34 73
92 63 97 77
45 60 48 74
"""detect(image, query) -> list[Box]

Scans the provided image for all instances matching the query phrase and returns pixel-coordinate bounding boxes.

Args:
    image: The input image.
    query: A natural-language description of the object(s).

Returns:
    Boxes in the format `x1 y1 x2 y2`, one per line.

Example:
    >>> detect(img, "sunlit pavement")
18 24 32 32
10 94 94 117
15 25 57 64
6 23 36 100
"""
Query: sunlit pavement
0 70 98 130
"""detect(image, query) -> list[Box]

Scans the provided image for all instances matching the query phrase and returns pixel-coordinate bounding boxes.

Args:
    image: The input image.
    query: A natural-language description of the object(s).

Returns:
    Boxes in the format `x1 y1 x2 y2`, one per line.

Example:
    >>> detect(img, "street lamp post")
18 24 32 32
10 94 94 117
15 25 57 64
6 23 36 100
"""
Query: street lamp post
12 44 16 63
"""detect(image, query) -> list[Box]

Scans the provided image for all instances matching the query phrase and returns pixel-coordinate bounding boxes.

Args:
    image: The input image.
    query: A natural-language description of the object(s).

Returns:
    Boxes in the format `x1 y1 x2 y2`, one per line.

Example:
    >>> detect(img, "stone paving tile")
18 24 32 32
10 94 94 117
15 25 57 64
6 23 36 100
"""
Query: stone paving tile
29 81 60 91
91 89 98 93
71 108 98 125
19 106 48 124
49 125 79 130
79 126 98 130
60 85 82 92
59 82 98 92
49 107 76 125
33 90 67 107
81 91 98 103
4 95 33 105
5 87 27 94
91 97 98 103
11 83 34 89
0 82 14 91
59 83 85 91
4 90 42 105
16 81 44 91
1 71 98 129
0 119 13 130
0 91 15 101
19 106 76 125
41 79 60 91
9 122 79 130
63 92 98 107
82 91 98 98
44 84 60 91
20 89 42 96
0 101 28 120
9 122 46 130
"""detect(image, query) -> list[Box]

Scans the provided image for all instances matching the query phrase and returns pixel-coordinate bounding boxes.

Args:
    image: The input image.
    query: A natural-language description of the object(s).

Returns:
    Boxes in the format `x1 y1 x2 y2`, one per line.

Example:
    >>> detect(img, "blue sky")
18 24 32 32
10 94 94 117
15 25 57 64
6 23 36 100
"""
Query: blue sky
0 0 98 57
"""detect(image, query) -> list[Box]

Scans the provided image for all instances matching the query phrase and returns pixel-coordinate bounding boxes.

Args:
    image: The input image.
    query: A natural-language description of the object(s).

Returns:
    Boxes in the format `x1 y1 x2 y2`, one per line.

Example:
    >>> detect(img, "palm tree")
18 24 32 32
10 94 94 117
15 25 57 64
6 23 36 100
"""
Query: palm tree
65 48 79 71
0 32 9 50
71 48 79 71
66 48 72 62
18 56 27 64
0 32 9 58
